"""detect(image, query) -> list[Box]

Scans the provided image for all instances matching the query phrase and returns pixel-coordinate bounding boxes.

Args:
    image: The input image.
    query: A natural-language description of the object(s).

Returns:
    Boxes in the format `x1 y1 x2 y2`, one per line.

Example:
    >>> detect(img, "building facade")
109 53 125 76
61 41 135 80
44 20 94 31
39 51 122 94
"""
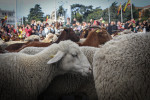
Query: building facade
0 9 15 26
49 11 65 23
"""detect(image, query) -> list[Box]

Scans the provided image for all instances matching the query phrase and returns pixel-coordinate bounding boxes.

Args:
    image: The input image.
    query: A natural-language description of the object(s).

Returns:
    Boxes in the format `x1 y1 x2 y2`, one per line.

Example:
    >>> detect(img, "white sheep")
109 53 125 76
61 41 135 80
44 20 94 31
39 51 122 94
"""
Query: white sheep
0 39 7 49
24 35 40 41
93 32 150 100
20 46 99 100
119 29 132 34
41 33 54 43
0 40 91 100
19 47 45 55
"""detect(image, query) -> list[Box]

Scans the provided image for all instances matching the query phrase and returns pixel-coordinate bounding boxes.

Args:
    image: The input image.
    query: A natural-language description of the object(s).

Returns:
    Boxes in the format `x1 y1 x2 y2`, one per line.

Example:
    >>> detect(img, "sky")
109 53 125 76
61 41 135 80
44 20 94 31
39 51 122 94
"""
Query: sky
0 0 150 17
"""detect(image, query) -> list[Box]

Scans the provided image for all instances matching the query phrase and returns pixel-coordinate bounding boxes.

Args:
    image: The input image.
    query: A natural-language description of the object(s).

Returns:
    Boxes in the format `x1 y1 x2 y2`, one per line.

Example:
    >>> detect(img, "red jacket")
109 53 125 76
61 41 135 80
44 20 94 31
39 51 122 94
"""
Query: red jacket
25 28 32 37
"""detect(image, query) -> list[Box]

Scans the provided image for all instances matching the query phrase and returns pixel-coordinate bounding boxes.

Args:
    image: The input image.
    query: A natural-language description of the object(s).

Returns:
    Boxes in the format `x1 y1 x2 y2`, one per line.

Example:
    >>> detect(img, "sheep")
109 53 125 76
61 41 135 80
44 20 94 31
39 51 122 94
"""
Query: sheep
4 41 51 52
19 47 45 55
80 28 92 38
19 46 99 100
93 32 150 100
42 33 58 43
41 33 54 43
24 35 40 41
52 34 58 42
119 29 132 34
1 35 10 42
3 41 27 51
0 39 8 53
0 39 7 49
5 43 26 52
15 41 51 52
78 28 112 47
0 40 91 100
55 28 80 43
79 26 100 39
112 29 132 37
5 41 27 46
0 46 3 53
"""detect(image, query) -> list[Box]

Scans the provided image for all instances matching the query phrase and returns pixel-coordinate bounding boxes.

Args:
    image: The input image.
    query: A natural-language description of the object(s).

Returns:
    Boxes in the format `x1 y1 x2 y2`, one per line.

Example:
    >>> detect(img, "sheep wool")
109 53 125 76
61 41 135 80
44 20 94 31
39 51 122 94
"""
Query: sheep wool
0 40 91 100
19 47 45 55
24 35 40 41
42 33 54 43
20 46 99 100
93 32 150 100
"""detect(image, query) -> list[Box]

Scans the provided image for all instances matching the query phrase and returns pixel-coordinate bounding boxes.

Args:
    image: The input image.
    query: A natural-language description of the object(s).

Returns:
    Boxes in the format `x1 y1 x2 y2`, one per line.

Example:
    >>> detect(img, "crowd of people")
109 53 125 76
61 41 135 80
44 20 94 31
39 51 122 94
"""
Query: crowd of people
0 17 150 41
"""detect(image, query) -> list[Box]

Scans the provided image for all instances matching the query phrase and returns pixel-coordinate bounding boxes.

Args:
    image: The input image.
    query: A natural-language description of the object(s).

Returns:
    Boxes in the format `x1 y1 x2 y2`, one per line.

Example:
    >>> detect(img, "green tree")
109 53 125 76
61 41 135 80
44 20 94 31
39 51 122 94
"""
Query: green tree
58 5 65 17
75 12 83 22
71 4 93 22
101 2 118 23
86 7 103 22
28 4 44 22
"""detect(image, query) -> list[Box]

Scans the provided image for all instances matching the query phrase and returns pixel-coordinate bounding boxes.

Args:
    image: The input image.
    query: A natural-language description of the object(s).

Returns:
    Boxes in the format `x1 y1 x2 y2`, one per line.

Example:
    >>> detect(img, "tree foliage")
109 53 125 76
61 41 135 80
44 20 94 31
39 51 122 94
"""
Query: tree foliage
86 7 103 22
28 4 44 22
57 5 65 17
71 4 93 22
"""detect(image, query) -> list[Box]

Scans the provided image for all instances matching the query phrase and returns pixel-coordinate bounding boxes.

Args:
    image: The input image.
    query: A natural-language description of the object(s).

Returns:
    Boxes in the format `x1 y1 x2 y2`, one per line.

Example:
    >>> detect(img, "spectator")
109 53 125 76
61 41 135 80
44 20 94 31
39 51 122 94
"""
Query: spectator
66 17 71 28
25 25 32 37
72 18 77 25
90 19 93 25
44 23 50 36
32 25 38 35
54 21 61 35
38 27 45 37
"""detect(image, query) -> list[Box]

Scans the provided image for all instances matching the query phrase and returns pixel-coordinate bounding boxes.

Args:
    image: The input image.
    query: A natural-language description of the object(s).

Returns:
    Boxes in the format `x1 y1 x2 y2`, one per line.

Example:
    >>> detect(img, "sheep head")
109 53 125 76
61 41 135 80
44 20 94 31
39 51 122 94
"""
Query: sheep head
55 28 80 43
47 40 91 76
96 28 112 44
64 28 80 42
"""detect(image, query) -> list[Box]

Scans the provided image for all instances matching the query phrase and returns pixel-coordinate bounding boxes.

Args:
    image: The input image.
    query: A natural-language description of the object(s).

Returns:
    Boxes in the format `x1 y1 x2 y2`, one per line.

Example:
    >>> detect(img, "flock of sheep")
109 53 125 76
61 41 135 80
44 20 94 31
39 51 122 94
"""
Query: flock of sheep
0 28 150 100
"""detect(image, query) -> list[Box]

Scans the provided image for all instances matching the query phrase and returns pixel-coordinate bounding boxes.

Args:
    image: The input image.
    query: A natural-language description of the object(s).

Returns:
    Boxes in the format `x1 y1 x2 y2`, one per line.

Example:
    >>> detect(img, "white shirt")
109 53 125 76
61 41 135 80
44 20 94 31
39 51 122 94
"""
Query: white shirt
44 27 49 36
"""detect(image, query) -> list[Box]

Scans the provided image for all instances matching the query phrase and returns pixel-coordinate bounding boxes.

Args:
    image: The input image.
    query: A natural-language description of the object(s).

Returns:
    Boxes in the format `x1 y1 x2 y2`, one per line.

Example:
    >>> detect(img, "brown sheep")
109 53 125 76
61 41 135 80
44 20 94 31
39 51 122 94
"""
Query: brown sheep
15 41 51 52
5 43 26 52
78 28 112 47
5 39 39 52
55 28 80 43
79 26 101 39
1 35 10 42
80 28 92 38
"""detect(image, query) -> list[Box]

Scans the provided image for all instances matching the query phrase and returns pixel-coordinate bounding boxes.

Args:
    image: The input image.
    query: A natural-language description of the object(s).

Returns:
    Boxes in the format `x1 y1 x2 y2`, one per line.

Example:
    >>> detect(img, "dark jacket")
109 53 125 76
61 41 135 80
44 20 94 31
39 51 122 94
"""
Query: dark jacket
107 24 112 35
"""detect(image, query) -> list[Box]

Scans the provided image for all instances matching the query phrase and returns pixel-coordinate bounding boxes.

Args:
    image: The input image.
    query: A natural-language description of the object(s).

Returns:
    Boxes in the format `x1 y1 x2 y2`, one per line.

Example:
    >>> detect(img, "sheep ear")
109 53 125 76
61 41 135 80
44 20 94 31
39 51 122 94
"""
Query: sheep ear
47 51 65 64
